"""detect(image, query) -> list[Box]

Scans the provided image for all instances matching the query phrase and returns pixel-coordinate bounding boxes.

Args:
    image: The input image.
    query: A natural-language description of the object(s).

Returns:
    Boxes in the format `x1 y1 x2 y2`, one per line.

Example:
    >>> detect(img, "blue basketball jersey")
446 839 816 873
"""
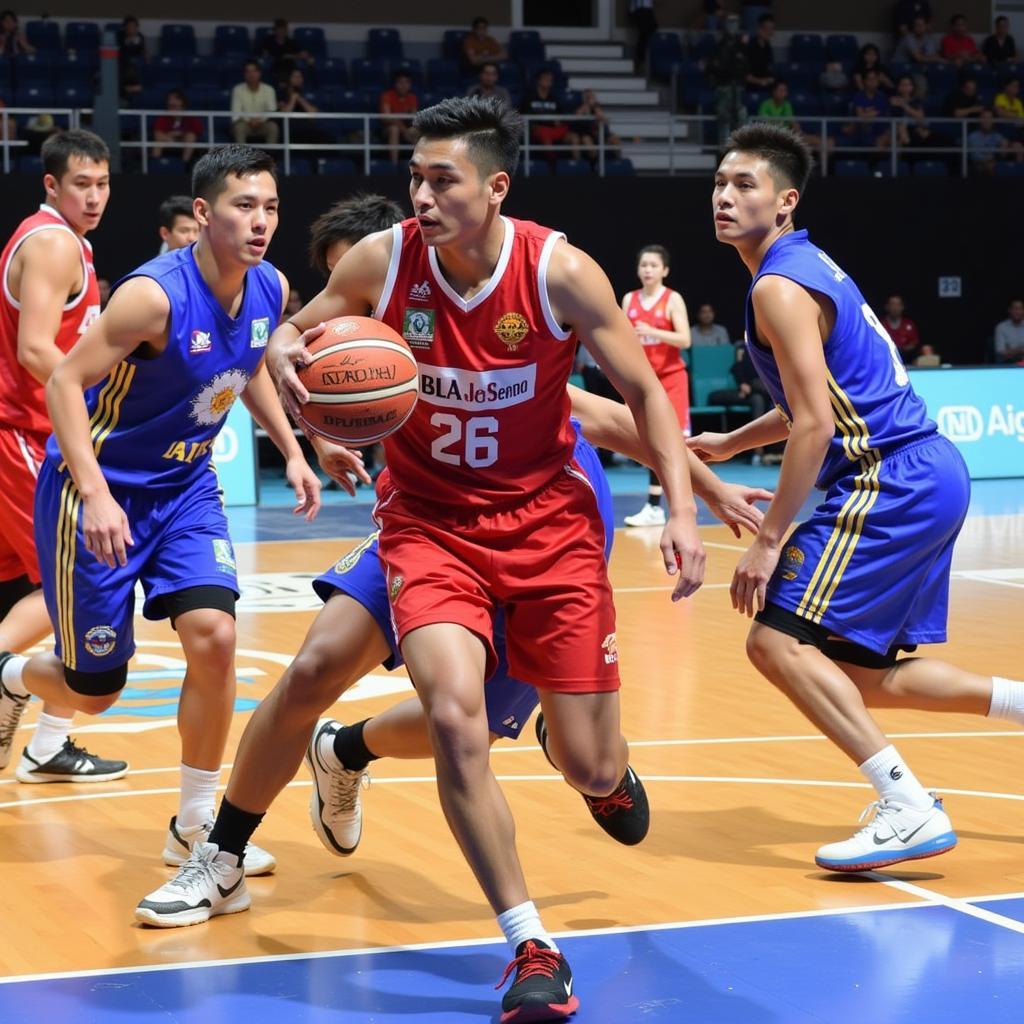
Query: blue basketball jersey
45 246 282 488
744 230 935 488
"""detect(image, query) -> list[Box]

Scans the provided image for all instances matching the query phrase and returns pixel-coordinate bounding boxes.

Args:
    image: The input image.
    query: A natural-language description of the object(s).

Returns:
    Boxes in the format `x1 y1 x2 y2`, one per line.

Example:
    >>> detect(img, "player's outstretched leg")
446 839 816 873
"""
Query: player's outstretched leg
306 718 370 855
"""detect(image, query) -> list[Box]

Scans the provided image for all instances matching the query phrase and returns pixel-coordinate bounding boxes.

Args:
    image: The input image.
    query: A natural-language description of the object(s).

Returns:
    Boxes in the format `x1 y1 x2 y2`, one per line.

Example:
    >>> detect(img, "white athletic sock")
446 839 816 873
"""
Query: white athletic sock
26 712 71 762
178 763 220 829
1 655 28 696
859 745 933 810
988 677 1024 725
497 900 559 954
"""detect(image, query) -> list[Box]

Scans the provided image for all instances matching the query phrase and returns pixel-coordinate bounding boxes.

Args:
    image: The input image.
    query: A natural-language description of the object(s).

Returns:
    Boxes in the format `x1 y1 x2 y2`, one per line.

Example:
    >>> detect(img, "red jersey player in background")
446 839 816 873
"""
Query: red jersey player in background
0 130 126 784
622 243 692 528
269 97 705 1023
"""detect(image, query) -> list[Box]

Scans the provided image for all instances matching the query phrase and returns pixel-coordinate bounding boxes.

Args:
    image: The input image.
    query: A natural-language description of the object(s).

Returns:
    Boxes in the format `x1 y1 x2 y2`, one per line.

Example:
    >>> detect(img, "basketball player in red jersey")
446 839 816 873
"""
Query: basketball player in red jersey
0 130 126 784
622 244 692 528
268 98 705 1023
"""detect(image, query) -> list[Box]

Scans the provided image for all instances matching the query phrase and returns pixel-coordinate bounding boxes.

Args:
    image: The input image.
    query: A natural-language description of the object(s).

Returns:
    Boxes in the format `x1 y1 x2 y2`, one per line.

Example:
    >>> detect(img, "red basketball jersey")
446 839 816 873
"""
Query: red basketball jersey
0 205 100 433
376 216 577 506
625 287 685 383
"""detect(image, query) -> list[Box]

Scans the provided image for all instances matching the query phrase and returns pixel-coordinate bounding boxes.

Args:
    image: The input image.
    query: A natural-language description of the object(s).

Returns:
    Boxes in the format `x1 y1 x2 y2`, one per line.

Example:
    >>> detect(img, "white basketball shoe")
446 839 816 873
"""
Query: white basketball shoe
623 502 666 528
162 815 276 876
305 719 369 856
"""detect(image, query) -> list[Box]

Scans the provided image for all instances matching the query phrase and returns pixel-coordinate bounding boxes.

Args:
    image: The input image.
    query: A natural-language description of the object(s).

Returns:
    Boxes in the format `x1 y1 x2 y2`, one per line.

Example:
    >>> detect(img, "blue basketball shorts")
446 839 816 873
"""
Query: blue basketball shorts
35 460 239 672
764 433 971 655
313 426 615 740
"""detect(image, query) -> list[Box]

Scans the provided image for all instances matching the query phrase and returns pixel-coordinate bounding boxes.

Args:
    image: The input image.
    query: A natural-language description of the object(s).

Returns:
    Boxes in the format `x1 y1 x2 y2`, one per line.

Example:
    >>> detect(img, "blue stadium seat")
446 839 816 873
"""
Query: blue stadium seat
351 58 387 90
994 161 1024 177
913 160 949 177
509 30 544 63
790 92 823 116
322 157 357 175
214 26 251 58
54 54 97 88
427 58 459 91
14 53 54 88
317 57 349 88
65 21 100 53
690 33 717 62
519 159 550 176
674 62 705 107
25 20 61 53
555 159 591 176
16 155 43 174
825 34 859 65
286 157 313 176
14 84 55 106
925 64 956 94
252 26 273 55
833 159 872 177
367 28 403 61
142 55 186 90
294 27 328 60
442 30 469 63
649 31 684 82
56 83 94 107
788 34 824 65
603 158 635 176
774 61 819 93
160 24 196 58
184 56 219 90
150 156 187 175
391 58 423 89
369 159 400 175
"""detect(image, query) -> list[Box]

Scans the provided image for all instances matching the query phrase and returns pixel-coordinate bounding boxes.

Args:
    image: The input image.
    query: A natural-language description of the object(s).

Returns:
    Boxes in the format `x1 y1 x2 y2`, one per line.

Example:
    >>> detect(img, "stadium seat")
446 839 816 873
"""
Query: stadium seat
555 159 591 176
367 28 403 61
994 161 1024 177
391 58 423 89
427 58 459 91
690 33 717 62
294 27 328 60
16 154 43 174
150 156 187 175
142 55 186 90
825 34 859 65
56 83 94 107
519 159 551 176
252 26 273 55
913 160 949 177
184 56 219 90
317 57 349 88
14 53 54 88
286 157 313 176
509 30 544 63
603 158 635 176
788 34 824 65
322 157 358 175
649 31 684 82
442 30 469 63
14 84 54 107
689 346 749 429
159 24 197 58
65 21 101 53
833 158 872 177
54 54 97 89
351 58 387 90
369 159 400 175
25 20 60 54
214 26 251 58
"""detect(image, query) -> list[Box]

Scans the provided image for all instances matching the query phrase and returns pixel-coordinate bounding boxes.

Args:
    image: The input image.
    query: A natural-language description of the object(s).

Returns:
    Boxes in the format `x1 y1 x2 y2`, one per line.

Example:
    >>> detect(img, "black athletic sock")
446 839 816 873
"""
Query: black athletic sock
332 719 380 772
647 470 662 507
208 797 265 860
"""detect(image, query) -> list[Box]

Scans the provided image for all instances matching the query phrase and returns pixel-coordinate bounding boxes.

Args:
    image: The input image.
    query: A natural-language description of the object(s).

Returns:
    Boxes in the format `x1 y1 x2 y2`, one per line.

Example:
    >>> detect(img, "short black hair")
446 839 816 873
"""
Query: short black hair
412 96 522 177
243 58 261 72
192 144 277 203
723 121 814 194
472 16 488 28
637 244 670 267
158 194 195 231
42 129 110 180
165 87 185 103
308 193 405 276
758 13 774 26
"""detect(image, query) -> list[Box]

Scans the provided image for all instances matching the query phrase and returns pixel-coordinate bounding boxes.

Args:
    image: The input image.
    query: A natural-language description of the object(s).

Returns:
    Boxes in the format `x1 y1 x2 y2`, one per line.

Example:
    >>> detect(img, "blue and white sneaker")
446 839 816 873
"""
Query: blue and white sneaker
815 793 957 873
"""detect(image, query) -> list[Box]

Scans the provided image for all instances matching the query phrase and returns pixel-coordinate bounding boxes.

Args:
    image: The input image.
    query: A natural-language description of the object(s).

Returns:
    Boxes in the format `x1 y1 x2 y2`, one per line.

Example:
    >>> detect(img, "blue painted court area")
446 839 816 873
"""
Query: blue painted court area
5 900 1024 1024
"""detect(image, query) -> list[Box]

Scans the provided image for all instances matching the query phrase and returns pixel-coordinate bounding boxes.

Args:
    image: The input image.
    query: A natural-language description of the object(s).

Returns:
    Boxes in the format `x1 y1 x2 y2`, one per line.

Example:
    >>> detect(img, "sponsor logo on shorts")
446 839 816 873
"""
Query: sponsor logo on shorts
494 311 529 351
250 317 270 348
418 363 537 411
333 533 378 575
403 308 435 348
502 715 520 731
409 280 432 302
781 545 805 581
190 329 212 355
601 632 618 665
389 574 404 601
213 538 236 571
83 624 117 657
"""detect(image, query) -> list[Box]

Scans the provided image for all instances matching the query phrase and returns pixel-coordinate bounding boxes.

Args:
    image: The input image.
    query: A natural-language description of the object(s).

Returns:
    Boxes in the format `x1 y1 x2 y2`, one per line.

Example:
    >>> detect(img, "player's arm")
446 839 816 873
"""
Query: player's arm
266 230 391 419
640 291 691 349
688 408 791 463
730 275 835 617
46 277 171 568
14 229 86 383
549 242 705 599
568 384 771 536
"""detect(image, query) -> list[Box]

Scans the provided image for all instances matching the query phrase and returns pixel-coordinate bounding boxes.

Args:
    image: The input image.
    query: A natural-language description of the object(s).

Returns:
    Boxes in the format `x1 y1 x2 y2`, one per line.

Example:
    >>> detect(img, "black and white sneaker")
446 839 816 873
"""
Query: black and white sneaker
497 939 579 1023
162 815 276 876
15 737 128 783
305 718 369 856
136 841 249 928
0 651 30 770
535 712 650 846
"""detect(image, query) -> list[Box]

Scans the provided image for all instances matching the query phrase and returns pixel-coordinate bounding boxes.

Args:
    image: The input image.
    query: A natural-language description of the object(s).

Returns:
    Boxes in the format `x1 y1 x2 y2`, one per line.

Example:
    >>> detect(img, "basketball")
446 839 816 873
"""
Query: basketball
296 316 419 446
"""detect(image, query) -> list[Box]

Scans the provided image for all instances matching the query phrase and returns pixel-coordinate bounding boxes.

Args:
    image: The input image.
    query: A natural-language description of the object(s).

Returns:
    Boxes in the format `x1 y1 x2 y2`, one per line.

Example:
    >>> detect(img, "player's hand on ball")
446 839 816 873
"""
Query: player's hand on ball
309 435 372 496
706 483 774 537
686 431 737 463
82 490 134 568
662 511 705 601
731 537 779 617
286 455 322 522
268 321 325 419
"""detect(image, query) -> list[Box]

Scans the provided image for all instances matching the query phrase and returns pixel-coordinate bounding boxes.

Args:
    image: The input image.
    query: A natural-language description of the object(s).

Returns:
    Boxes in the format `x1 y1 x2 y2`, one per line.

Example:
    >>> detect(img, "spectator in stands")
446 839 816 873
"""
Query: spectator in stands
946 76 985 120
853 45 893 93
758 79 793 121
983 16 1017 67
231 60 279 147
263 19 309 86
745 14 775 90
912 343 941 366
995 299 1024 363
707 344 771 463
152 89 202 165
0 96 16 142
278 68 333 164
703 0 726 32
521 69 579 162
23 112 58 154
379 70 419 165
967 108 1009 175
0 10 33 55
882 294 920 362
889 74 926 145
941 14 982 66
157 195 198 254
820 60 849 93
461 16 506 73
628 0 658 74
892 15 944 65
691 303 732 346
286 289 303 318
994 77 1024 137
849 70 890 148
893 1 932 39
466 62 511 107
116 15 145 98
571 89 621 162
707 12 749 146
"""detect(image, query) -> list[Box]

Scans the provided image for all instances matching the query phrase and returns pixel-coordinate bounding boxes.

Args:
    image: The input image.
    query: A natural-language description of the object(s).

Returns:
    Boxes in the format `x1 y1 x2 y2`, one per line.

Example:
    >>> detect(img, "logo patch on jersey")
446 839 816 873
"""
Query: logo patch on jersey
213 538 236 571
250 317 270 348
409 280 432 302
333 532 378 575
83 625 117 657
389 575 404 601
418 363 537 411
190 330 212 355
190 369 251 426
816 251 847 282
403 308 435 348
781 545 805 581
601 633 618 665
494 312 529 351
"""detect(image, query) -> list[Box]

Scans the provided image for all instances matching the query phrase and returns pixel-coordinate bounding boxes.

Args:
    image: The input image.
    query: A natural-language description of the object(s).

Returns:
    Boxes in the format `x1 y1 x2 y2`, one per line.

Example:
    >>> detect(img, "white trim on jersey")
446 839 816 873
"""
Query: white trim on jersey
427 215 515 314
373 223 403 320
635 286 667 312
13 430 40 479
3 205 91 314
538 231 572 342
563 461 596 496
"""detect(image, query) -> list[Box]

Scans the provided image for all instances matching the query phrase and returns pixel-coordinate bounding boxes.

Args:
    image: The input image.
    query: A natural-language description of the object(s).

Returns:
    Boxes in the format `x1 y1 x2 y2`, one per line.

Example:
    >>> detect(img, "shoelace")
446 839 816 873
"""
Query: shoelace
495 942 562 990
585 786 633 818
61 738 96 760
850 798 902 841
328 768 369 814
166 855 218 894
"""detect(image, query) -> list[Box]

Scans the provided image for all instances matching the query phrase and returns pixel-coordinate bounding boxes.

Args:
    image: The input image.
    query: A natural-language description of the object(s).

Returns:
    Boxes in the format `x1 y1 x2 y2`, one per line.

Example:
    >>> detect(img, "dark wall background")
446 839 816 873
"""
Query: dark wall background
4 174 1013 365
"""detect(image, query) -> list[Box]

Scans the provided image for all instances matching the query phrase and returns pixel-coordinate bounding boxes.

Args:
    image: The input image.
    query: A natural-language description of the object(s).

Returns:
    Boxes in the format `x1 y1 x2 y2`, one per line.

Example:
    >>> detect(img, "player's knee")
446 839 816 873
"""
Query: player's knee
63 664 128 714
745 624 788 678
426 697 488 764
279 644 344 713
567 758 621 798
184 614 236 675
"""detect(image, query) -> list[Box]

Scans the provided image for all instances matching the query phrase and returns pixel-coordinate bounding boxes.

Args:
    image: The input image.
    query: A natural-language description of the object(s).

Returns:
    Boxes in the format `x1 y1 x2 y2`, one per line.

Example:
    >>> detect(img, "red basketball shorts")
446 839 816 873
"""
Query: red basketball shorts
374 465 620 693
0 425 44 583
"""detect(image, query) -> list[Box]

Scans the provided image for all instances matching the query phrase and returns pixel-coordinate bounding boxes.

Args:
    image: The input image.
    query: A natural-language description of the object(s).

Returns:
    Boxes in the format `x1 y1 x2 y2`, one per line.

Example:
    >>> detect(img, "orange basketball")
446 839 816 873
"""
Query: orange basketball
296 316 419 446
